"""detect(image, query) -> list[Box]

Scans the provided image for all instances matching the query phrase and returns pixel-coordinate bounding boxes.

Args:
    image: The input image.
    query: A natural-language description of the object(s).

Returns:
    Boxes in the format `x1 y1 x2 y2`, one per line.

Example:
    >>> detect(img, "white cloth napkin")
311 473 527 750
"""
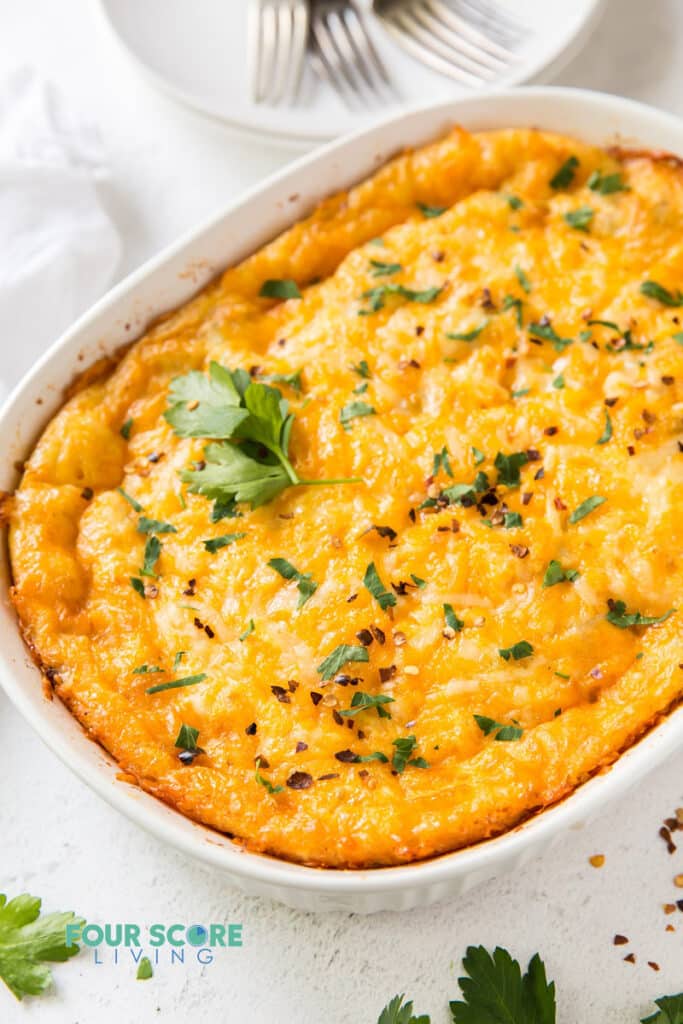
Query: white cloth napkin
0 67 120 399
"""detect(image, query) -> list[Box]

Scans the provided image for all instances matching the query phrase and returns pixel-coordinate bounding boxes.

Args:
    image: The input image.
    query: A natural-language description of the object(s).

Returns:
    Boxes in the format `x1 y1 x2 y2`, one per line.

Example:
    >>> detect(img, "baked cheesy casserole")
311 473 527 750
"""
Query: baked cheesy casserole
9 128 683 868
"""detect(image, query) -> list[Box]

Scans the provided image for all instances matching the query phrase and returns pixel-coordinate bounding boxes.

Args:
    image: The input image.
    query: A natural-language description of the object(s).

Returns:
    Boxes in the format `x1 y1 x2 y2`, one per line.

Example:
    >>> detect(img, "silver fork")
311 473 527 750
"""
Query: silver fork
372 0 522 87
310 0 396 111
249 0 310 105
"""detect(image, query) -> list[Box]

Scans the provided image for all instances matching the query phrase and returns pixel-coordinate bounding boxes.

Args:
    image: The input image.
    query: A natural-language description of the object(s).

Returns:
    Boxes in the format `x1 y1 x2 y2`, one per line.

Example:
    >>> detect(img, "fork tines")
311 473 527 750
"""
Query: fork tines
250 0 310 105
374 0 522 87
310 0 395 110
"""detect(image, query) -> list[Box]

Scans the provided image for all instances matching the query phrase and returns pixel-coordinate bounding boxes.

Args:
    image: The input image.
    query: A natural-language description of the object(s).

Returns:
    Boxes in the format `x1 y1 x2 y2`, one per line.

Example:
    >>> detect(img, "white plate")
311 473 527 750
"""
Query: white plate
96 0 606 146
3 87 683 913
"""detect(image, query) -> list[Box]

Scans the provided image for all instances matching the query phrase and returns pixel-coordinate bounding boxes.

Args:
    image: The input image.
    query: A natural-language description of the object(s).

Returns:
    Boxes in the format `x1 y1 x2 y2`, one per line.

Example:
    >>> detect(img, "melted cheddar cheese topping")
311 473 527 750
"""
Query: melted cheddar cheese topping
9 129 683 868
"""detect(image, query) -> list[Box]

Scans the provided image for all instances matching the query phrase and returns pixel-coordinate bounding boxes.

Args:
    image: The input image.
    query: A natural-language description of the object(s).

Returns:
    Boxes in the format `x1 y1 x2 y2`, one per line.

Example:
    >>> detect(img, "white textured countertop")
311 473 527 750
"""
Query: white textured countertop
3 2 683 1021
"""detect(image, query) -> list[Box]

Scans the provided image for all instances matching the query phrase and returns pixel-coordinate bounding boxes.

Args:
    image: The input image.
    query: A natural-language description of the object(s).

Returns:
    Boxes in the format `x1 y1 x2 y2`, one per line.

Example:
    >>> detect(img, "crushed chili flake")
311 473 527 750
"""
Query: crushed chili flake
526 448 542 462
81 487 94 500
627 445 636 456
287 771 314 790
623 953 636 964
589 854 605 868
332 710 344 726
605 397 619 407
335 749 359 763
184 578 197 596
510 544 529 559
271 686 290 704
295 741 308 753
393 631 407 647
256 755 270 768
613 934 629 945
674 874 683 888
318 772 339 781
245 722 257 736
521 492 533 505
356 628 374 646
204 624 215 639
544 426 559 436
288 679 299 692
379 665 397 682
371 624 386 645
347 593 358 603
662 375 675 385
648 961 661 972
534 467 545 480
663 903 677 914
659 825 677 854
310 692 323 706
554 497 567 510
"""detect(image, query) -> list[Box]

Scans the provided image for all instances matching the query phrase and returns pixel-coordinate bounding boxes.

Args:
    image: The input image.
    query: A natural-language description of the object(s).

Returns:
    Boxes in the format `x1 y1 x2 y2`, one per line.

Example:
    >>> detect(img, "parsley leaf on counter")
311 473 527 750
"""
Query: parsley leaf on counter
0 892 85 1000
450 945 556 1023
606 601 675 629
378 993 431 1024
339 692 395 719
166 364 359 508
259 278 301 300
640 281 683 307
268 557 318 607
543 560 580 587
642 993 683 1023
317 644 370 680
569 495 606 523
550 155 579 190
136 957 153 981
363 562 397 611
474 715 523 742
499 640 534 661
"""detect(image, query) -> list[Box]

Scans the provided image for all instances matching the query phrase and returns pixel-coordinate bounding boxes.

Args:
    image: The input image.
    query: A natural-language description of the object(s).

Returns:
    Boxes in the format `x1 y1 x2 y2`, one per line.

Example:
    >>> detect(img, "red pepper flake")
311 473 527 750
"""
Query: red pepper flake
623 953 636 964
613 934 629 945
660 825 677 854
544 426 559 436
184 578 197 596
589 854 605 868
663 903 676 914
332 710 344 726
677 899 683 911
317 772 340 781
642 409 656 425
335 749 359 763
347 593 358 603
481 287 495 310
356 628 374 646
432 250 445 263
510 544 529 559
204 624 215 639
310 692 323 706
522 492 533 506
379 665 397 682
604 397 619 407
245 722 257 735
526 448 542 462
288 679 299 693
666 924 676 932
362 524 398 542
271 685 290 704
81 487 94 500
662 375 675 385
627 445 636 456
286 771 314 790
193 617 204 631
371 624 386 645
295 741 308 753
554 497 567 510
648 961 660 972
415 326 424 337
256 755 270 769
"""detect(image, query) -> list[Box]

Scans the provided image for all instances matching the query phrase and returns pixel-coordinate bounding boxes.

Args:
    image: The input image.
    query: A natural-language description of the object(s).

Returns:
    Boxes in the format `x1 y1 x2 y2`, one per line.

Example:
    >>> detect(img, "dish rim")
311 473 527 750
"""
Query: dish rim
3 85 683 901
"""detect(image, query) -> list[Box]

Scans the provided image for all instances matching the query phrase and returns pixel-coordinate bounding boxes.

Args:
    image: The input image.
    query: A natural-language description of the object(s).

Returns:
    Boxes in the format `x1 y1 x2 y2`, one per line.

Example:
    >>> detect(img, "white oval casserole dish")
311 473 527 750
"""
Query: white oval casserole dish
2 87 683 914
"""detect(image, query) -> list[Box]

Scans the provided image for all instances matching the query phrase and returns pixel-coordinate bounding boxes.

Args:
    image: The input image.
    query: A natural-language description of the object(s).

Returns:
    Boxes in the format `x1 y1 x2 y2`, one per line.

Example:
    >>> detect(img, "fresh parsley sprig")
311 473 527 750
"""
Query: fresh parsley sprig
0 892 85 1000
165 362 360 509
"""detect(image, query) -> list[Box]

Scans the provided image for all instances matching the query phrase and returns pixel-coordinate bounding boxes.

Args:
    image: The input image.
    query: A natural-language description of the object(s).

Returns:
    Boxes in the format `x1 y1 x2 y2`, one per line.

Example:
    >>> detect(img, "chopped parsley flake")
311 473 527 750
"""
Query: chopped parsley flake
552 374 565 389
410 574 427 588
472 446 485 466
257 370 303 394
550 155 579 190
339 692 395 719
528 322 573 352
130 577 146 598
505 194 524 210
317 644 370 680
340 400 376 430
351 359 371 379
597 409 613 445
145 673 207 695
204 533 246 553
120 417 133 440
369 259 402 277
140 536 161 578
494 450 529 488
239 619 255 641
137 957 153 980
118 487 143 513
543 560 580 587
174 723 203 756
133 664 164 675
514 265 531 293
255 757 283 794
363 562 397 611
569 495 606 523
503 511 523 528
446 319 489 342
606 600 675 629
499 640 534 661
259 279 301 300
640 280 683 307
268 557 318 608
359 283 443 315
433 446 454 478
564 206 594 232
587 170 629 194
443 604 464 632
417 202 447 218
474 714 523 741
391 735 428 773
137 516 177 535
502 294 523 327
